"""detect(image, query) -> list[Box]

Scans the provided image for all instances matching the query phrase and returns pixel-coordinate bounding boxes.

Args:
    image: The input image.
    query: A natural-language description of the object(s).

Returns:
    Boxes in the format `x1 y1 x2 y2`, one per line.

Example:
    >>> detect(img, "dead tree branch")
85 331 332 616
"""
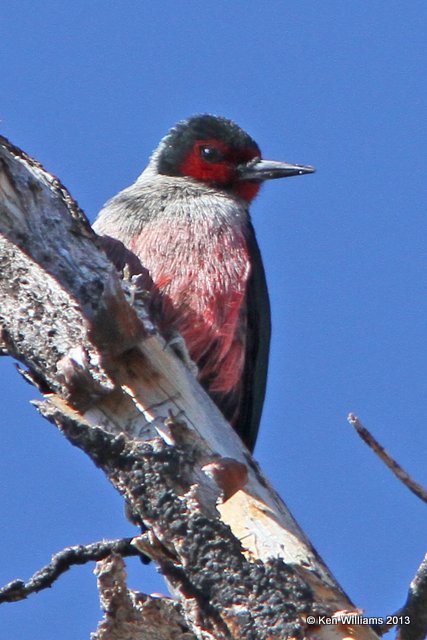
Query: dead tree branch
93 553 195 640
397 554 427 640
0 134 381 639
347 414 427 504
0 538 144 604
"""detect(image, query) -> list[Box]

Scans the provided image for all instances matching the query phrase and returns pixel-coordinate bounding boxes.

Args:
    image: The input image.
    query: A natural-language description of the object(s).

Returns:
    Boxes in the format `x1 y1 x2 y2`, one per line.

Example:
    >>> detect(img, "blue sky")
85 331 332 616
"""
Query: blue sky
1 2 426 638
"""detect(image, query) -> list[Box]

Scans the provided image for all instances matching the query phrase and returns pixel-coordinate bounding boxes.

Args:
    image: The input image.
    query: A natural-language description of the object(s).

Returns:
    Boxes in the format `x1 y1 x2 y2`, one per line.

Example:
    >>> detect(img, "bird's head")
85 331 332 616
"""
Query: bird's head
155 114 314 203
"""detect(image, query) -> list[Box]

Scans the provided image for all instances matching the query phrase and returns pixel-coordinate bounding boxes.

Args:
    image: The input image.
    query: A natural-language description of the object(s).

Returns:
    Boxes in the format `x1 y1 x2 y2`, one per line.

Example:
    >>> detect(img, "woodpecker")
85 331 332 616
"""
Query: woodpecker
94 115 314 451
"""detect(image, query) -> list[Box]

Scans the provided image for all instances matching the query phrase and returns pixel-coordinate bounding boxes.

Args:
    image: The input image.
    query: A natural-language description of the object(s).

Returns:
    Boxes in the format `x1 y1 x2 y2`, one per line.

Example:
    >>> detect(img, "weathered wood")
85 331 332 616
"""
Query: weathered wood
0 134 380 640
93 554 195 640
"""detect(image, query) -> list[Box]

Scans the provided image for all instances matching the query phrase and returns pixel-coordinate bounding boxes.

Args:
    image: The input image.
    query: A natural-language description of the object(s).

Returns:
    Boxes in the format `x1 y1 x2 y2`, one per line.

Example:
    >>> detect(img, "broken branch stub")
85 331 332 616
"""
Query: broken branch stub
0 135 379 640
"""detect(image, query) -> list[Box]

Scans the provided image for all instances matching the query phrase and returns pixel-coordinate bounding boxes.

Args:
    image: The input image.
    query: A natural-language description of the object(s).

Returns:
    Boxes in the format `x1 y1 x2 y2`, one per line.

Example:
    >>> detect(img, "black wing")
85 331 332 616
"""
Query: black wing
204 218 271 452
235 217 271 451
212 218 271 452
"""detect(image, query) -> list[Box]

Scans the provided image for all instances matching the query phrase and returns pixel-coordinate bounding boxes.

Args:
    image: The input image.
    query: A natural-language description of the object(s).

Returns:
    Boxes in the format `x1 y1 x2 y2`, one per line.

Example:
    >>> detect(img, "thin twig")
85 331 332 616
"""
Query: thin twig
347 414 427 504
0 537 147 604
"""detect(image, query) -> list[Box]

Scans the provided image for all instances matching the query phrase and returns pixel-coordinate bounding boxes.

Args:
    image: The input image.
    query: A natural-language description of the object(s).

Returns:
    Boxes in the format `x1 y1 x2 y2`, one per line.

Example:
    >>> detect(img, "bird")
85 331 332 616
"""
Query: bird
93 115 314 452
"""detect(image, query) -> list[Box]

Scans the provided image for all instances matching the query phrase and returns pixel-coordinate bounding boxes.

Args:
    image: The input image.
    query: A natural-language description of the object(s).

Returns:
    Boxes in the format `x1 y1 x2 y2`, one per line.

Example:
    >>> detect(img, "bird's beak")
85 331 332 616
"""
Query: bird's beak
237 158 315 182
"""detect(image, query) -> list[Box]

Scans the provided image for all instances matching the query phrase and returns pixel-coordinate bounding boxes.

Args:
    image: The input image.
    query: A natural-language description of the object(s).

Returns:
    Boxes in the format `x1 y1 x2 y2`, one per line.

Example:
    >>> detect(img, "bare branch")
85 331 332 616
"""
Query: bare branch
0 538 145 605
373 554 427 640
0 134 382 639
397 554 427 640
37 402 317 639
347 414 427 504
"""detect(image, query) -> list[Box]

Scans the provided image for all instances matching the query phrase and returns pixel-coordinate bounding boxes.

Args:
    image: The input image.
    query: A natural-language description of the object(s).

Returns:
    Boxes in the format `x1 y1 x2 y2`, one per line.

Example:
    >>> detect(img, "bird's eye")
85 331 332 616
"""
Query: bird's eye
199 145 224 163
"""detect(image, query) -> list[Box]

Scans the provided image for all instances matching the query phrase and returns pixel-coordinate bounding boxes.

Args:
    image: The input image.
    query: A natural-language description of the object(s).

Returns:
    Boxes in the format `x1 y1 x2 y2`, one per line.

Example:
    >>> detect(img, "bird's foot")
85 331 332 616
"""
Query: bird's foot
167 331 198 377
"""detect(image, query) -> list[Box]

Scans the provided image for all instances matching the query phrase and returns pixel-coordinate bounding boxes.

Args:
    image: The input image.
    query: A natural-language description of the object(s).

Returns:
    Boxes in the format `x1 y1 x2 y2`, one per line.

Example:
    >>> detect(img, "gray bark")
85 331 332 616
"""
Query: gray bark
0 134 380 640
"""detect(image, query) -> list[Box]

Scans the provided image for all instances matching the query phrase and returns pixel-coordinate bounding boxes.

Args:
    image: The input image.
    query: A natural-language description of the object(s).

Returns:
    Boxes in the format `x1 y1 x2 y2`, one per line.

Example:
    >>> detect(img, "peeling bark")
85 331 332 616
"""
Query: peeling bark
0 134 382 640
93 554 195 640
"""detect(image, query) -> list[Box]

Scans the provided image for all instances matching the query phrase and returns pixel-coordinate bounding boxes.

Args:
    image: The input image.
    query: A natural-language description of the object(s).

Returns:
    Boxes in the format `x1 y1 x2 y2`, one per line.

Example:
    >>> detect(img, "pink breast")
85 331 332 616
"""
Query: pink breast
129 219 251 394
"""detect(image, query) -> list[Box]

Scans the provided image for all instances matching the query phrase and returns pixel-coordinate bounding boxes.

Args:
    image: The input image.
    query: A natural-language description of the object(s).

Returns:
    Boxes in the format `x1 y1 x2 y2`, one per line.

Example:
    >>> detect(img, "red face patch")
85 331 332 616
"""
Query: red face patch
179 139 261 202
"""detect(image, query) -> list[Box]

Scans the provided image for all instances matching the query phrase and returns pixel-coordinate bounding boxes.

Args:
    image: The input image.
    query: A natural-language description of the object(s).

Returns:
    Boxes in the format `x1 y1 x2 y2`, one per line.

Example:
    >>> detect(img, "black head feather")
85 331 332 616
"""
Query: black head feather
157 114 260 176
